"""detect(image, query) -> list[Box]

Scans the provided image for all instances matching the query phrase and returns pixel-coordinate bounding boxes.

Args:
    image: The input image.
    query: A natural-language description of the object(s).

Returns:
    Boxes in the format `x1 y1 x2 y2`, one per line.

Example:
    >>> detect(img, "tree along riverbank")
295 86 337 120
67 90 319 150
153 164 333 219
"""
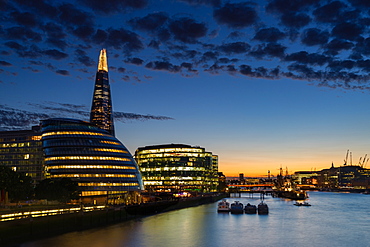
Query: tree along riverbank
0 193 226 247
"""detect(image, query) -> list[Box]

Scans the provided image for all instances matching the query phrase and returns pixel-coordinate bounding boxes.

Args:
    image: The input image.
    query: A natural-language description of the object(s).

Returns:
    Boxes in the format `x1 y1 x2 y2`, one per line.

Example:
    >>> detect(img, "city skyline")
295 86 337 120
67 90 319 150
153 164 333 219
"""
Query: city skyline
1 0 370 176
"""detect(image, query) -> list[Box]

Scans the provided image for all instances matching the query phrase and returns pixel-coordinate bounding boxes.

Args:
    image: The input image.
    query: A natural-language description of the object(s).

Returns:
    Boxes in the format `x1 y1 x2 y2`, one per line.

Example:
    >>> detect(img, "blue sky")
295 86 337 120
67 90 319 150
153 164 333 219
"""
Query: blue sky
1 0 370 176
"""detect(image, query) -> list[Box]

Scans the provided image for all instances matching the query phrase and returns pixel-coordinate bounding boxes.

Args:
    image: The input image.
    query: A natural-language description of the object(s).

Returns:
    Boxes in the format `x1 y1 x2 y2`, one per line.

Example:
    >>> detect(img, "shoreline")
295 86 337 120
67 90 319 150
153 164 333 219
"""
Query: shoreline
0 194 226 247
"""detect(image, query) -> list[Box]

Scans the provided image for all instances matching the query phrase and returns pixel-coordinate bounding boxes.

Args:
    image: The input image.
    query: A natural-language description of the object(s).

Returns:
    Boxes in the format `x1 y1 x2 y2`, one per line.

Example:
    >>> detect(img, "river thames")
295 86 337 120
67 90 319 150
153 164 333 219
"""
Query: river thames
22 191 370 247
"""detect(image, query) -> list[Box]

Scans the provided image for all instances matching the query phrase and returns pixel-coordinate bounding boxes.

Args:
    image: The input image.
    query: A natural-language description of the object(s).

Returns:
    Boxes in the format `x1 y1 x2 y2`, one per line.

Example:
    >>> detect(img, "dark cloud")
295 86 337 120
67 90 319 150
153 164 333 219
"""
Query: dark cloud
200 51 219 62
148 40 160 49
285 51 331 66
168 17 207 44
56 69 69 76
266 0 320 14
4 41 25 50
356 60 370 72
0 61 12 66
13 0 58 18
0 51 11 56
46 38 68 50
171 49 199 60
5 26 42 42
42 49 68 60
113 112 174 122
75 49 94 67
0 102 173 130
124 57 144 65
328 59 355 71
217 42 250 54
117 67 126 73
42 22 67 49
78 0 148 14
286 63 370 87
331 22 364 41
92 29 108 45
128 12 168 32
313 1 347 23
178 0 221 7
57 3 93 27
5 42 42 58
352 38 370 56
213 2 258 28
301 28 329 46
205 63 225 74
250 43 286 58
348 0 370 7
254 27 285 42
281 12 311 28
239 64 280 79
72 25 95 40
227 31 245 39
104 28 144 53
218 57 238 64
145 61 181 73
324 39 354 56
10 11 38 27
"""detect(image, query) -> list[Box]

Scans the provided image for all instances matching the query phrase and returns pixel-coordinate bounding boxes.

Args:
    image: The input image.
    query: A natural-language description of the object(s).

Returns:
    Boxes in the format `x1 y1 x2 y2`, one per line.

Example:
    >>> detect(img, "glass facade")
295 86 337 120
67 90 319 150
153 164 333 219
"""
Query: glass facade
41 118 143 197
0 126 44 182
90 49 115 136
135 144 219 193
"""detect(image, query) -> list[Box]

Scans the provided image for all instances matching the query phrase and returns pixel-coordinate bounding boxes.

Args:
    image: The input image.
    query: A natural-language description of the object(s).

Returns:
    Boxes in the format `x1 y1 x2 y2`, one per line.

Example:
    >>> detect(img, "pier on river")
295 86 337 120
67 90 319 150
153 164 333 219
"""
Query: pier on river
228 183 273 199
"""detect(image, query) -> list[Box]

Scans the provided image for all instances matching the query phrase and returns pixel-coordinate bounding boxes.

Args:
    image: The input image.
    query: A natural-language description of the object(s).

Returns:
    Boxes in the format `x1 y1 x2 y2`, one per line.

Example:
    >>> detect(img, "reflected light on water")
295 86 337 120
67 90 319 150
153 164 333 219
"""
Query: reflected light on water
22 192 370 247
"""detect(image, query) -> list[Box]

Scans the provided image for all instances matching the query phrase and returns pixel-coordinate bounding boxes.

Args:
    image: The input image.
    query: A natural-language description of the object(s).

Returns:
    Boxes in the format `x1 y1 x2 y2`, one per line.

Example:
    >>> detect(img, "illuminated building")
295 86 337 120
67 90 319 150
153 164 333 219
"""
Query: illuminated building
135 144 219 193
90 49 115 136
41 118 143 201
0 126 44 182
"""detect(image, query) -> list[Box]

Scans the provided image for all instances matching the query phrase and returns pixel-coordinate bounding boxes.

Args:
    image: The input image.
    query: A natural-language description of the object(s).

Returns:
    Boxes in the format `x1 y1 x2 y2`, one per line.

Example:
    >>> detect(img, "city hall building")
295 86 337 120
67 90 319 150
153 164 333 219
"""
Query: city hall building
41 118 143 203
135 144 219 193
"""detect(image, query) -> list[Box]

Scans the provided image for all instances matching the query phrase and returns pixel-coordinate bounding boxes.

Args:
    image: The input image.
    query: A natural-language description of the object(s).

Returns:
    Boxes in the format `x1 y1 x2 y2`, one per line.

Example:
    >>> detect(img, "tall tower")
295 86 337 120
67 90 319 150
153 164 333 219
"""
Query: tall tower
90 49 115 136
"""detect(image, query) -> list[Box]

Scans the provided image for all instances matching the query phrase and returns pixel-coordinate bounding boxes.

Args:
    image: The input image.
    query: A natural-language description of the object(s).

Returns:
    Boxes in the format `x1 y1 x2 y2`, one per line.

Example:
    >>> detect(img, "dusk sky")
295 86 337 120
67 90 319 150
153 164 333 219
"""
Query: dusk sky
1 0 370 177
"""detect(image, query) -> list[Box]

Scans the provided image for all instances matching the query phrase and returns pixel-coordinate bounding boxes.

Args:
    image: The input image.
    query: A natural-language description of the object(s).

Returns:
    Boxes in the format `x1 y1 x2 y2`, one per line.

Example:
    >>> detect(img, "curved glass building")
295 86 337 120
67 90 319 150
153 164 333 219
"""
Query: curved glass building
41 118 143 201
135 144 218 193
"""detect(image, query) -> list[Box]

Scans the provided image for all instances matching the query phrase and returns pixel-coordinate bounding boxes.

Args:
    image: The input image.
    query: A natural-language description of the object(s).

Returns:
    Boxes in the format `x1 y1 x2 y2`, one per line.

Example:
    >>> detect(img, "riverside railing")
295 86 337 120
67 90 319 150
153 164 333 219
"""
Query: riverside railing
0 205 106 222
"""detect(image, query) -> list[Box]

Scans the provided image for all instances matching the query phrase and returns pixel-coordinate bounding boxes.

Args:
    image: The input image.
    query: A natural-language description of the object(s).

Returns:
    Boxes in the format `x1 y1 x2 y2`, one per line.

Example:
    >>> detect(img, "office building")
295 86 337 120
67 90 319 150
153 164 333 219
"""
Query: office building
90 49 115 136
41 118 143 202
0 126 44 182
135 144 218 193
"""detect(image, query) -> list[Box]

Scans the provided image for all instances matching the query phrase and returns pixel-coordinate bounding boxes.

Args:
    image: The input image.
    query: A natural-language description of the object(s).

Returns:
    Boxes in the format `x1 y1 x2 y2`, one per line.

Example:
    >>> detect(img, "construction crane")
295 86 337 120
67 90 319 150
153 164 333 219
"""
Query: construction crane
344 149 349 166
361 154 368 167
364 158 369 168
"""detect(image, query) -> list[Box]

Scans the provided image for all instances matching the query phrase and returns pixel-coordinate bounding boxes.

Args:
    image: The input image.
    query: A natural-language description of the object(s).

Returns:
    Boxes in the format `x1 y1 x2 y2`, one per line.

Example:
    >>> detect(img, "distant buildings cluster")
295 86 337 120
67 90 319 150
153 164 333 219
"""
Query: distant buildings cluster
224 165 370 191
0 50 219 205
294 164 370 190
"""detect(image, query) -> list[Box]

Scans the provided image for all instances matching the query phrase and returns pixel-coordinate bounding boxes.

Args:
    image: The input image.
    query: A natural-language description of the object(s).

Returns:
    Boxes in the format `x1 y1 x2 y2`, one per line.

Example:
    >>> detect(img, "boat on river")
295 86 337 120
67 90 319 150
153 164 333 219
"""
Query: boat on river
244 203 257 214
230 201 244 214
217 199 230 212
272 168 308 200
294 202 311 206
257 202 269 215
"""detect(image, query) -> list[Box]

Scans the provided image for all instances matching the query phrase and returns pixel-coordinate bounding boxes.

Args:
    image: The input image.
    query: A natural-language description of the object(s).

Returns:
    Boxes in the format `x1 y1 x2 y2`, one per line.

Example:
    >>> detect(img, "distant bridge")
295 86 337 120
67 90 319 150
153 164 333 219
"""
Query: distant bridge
227 184 274 199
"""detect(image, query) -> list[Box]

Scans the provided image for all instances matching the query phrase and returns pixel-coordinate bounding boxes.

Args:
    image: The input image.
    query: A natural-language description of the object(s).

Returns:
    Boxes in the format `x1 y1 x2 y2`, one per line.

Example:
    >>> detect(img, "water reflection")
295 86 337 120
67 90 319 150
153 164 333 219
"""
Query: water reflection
22 192 370 247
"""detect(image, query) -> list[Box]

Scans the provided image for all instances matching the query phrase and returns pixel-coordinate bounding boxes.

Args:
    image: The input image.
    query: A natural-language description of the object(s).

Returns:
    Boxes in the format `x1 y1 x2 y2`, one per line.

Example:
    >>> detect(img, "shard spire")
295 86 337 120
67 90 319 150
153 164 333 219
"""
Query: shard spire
90 49 115 136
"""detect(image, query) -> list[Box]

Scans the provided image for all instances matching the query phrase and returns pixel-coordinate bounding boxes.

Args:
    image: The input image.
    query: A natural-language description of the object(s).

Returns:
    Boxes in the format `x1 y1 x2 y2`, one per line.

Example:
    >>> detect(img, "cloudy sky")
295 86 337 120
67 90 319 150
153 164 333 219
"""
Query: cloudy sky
1 0 370 176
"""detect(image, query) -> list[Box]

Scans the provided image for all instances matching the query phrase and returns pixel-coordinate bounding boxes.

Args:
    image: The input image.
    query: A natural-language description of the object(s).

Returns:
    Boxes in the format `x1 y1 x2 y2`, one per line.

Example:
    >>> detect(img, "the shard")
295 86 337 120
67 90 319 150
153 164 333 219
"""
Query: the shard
90 49 115 136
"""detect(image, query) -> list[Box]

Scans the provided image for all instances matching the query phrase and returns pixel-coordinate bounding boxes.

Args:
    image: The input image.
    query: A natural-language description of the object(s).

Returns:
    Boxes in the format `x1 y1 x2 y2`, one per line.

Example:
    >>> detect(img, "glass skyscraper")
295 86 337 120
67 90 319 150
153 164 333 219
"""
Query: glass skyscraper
90 49 115 136
135 144 219 193
41 118 143 200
